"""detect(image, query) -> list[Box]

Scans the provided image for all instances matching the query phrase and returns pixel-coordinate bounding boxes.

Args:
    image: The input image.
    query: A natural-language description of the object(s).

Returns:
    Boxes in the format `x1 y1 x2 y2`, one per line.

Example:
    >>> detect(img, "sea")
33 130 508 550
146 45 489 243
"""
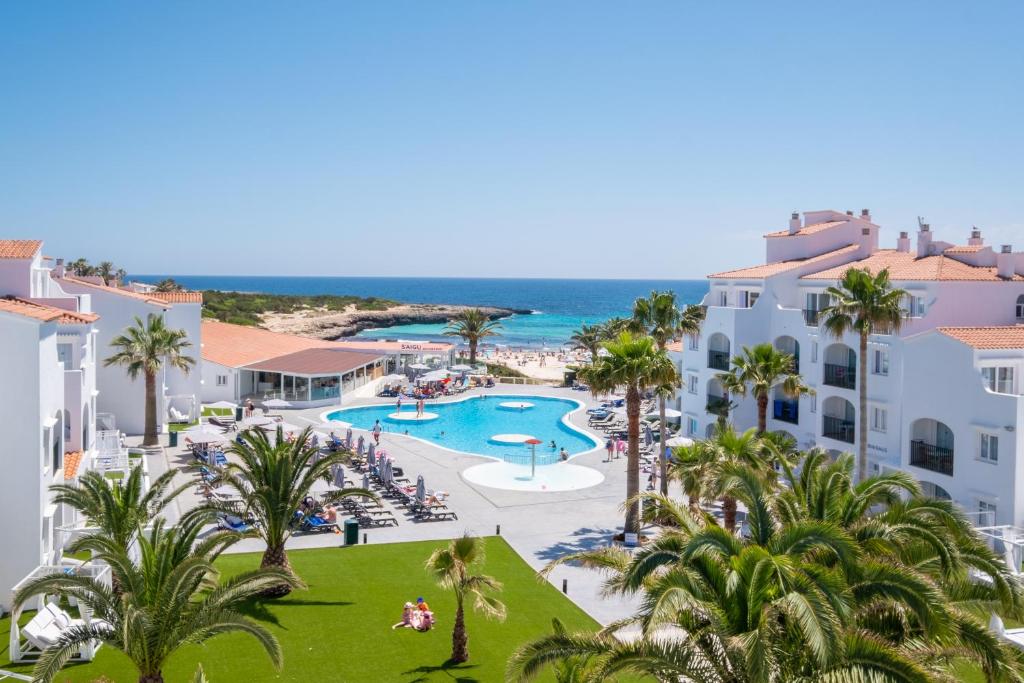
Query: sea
130 276 709 348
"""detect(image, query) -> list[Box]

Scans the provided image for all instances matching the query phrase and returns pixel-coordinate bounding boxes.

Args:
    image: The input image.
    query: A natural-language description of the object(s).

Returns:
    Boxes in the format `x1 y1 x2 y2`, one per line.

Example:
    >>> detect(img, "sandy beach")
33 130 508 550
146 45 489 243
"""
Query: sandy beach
482 347 589 381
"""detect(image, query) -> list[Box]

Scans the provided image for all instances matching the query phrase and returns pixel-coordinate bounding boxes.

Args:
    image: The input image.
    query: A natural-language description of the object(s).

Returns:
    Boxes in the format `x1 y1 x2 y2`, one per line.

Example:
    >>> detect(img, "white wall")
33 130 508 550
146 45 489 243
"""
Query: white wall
201 361 238 404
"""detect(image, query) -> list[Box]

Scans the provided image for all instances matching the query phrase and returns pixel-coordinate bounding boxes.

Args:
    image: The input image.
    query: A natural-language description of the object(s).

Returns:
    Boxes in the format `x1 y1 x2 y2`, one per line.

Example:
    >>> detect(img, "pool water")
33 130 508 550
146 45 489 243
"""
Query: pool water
325 395 599 464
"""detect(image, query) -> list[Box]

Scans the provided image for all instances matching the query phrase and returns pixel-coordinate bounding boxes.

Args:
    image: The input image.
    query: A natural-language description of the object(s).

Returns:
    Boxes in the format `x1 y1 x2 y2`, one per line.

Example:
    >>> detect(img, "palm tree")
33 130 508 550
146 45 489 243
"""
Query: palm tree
820 267 907 481
630 291 684 495
96 260 115 284
153 277 182 292
701 425 769 531
425 535 506 664
578 332 677 536
67 258 93 276
718 342 811 435
207 426 375 596
13 515 300 683
599 317 631 340
568 323 604 365
49 467 187 592
669 439 718 517
443 308 503 364
104 314 195 448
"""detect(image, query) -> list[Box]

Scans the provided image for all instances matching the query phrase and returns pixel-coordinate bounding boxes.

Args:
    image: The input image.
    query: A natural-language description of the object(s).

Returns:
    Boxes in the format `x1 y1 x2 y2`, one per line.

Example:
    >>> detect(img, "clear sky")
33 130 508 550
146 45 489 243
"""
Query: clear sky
1 2 1022 278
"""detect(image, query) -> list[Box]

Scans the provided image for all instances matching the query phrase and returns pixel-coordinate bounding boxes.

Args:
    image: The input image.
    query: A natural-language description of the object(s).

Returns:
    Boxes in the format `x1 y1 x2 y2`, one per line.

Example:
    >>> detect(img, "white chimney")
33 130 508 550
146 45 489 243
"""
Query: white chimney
788 212 801 234
858 226 877 255
53 258 65 278
897 231 910 253
968 228 983 246
845 210 854 216
917 223 932 257
998 245 1015 279
861 208 871 222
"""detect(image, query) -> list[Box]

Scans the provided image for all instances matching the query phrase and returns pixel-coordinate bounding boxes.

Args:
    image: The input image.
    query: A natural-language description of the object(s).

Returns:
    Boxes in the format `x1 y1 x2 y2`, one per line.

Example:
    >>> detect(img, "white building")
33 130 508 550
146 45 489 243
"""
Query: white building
675 210 1024 525
0 241 102 613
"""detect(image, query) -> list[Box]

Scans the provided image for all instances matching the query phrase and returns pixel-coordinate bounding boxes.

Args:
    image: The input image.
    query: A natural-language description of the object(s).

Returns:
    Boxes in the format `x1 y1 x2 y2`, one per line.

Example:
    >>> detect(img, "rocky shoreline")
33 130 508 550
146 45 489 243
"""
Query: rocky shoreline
259 303 529 341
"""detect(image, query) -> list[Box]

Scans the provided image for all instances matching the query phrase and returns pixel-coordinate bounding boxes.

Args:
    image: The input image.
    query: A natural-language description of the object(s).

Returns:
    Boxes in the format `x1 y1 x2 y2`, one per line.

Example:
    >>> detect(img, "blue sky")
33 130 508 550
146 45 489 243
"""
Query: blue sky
1 2 1021 278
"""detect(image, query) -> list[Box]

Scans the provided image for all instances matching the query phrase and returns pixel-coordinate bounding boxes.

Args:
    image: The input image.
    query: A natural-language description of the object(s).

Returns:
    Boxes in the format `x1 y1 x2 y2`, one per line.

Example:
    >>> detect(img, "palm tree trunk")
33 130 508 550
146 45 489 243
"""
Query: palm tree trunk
756 393 768 434
468 339 477 365
624 386 642 535
723 495 738 532
658 395 669 495
688 495 702 517
451 600 469 663
857 331 869 482
139 674 164 683
260 544 293 598
143 370 158 447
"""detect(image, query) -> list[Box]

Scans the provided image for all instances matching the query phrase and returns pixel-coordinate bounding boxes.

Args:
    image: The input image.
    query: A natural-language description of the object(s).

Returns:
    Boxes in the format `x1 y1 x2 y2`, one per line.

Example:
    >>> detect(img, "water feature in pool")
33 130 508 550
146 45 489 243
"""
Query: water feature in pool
325 395 598 464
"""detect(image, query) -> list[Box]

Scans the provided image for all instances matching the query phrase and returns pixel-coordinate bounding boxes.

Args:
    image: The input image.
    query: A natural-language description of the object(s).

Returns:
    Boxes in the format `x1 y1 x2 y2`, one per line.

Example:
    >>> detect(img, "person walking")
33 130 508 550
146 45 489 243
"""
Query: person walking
372 419 382 445
605 438 614 463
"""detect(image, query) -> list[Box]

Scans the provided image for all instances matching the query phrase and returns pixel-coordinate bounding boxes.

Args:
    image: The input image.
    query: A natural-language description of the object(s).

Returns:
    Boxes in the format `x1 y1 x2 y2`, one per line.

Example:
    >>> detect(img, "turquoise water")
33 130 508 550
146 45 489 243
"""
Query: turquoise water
326 394 599 464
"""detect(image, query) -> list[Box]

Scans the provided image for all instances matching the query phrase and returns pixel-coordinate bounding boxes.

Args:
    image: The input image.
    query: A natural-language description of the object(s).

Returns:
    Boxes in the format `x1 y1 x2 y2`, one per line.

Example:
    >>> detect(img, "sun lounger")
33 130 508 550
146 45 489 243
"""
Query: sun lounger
414 507 458 522
218 513 252 532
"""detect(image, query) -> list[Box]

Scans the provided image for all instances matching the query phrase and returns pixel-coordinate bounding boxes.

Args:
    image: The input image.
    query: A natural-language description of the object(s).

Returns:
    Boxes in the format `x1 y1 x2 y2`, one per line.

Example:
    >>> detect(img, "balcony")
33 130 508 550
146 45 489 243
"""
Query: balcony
708 350 730 371
909 440 954 476
773 399 799 424
706 395 730 417
824 363 856 390
803 309 820 326
822 415 855 443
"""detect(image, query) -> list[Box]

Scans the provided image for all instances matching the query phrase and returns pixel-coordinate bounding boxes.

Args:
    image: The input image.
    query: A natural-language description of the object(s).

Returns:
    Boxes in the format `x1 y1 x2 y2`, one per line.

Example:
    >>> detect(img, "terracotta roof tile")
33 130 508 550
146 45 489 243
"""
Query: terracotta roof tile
0 297 99 324
943 245 984 254
202 320 345 367
709 244 860 279
764 221 846 238
0 239 43 259
243 347 384 375
148 291 203 304
60 276 170 306
938 326 1024 349
801 249 1023 282
63 451 83 480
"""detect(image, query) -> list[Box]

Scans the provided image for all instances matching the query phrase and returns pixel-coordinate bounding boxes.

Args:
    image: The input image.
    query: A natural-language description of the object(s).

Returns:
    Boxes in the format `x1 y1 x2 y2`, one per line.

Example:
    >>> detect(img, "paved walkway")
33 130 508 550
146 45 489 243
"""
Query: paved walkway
145 385 667 625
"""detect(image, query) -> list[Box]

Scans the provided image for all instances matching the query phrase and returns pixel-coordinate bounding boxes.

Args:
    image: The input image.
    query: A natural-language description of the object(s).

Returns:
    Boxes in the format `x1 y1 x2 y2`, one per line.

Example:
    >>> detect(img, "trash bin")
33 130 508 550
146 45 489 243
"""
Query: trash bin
235 406 243 422
169 431 178 448
563 369 577 387
344 519 359 546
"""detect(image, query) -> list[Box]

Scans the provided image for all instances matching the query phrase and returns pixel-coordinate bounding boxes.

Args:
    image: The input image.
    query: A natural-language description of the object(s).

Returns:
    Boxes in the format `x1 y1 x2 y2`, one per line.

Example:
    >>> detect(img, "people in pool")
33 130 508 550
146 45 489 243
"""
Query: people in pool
549 440 557 450
559 447 569 461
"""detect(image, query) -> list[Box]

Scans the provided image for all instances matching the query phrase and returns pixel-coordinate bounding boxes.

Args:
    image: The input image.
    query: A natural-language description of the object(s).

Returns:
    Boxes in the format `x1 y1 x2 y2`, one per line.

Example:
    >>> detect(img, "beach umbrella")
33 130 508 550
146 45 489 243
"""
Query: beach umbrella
183 425 229 442
525 437 543 479
240 415 275 427
449 364 472 372
643 423 654 448
381 458 393 486
307 420 351 432
262 398 292 409
408 363 430 371
362 472 371 490
665 436 695 448
416 475 426 503
206 400 237 410
345 428 353 447
356 435 365 455
367 443 376 466
380 374 407 383
258 421 302 434
333 465 346 489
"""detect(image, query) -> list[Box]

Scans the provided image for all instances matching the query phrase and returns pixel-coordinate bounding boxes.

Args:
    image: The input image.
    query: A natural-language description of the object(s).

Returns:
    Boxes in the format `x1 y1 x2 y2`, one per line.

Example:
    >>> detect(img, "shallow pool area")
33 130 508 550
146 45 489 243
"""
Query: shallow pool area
325 394 599 463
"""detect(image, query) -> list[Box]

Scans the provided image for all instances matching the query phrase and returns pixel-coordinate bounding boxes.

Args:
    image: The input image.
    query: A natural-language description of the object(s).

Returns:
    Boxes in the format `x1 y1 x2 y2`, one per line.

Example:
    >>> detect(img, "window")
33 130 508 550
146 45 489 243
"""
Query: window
980 433 999 463
806 292 831 312
872 349 889 376
746 291 760 308
979 500 998 525
686 418 698 437
688 335 699 351
57 343 72 368
687 375 698 394
809 394 817 414
737 291 748 308
811 341 818 363
907 295 926 318
981 367 1015 394
1017 295 1024 320
717 290 728 307
870 406 887 432
216 374 228 386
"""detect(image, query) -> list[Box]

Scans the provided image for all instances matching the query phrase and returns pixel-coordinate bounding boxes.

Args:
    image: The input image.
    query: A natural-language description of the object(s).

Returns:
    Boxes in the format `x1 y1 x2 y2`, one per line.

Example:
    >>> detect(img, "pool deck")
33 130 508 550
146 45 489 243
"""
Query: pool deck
146 384 664 626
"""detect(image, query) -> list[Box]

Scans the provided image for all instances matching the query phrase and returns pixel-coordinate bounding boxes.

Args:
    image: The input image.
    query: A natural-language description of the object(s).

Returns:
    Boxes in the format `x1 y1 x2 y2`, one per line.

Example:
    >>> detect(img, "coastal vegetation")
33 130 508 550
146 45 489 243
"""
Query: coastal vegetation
66 258 127 285
510 441 1024 682
820 267 907 480
199 289 397 327
105 313 195 447
444 308 504 364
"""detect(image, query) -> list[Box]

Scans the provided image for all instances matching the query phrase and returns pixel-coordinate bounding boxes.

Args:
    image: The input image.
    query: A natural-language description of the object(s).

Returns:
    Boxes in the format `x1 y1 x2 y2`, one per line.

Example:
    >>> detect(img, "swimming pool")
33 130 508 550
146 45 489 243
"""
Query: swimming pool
324 395 599 464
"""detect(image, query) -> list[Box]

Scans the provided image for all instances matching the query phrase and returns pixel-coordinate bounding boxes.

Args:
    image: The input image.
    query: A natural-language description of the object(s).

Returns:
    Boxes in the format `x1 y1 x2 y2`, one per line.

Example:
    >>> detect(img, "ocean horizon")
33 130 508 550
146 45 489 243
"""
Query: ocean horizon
130 275 710 347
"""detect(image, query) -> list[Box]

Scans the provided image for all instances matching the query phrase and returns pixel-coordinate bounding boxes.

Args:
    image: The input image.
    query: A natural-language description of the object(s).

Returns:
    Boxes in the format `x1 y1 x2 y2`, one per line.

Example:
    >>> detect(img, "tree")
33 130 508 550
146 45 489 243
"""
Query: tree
511 451 1024 683
599 317 631 340
96 261 115 284
630 291 684 495
820 267 907 481
49 467 187 593
718 342 811 435
104 314 195 447
443 308 502 364
700 425 768 531
425 535 506 664
67 258 94 276
13 515 300 683
578 332 677 536
568 324 604 365
207 426 375 597
153 278 183 292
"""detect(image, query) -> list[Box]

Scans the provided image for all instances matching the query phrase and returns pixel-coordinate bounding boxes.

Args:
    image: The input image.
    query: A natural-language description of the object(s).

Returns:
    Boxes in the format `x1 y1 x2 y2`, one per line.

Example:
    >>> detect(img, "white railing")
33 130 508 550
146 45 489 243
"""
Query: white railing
92 430 129 472
974 525 1024 576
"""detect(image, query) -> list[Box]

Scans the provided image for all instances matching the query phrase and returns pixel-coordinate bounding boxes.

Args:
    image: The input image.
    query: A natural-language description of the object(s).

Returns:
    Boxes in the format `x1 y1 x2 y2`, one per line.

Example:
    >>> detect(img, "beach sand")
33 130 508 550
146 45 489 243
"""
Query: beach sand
483 348 588 381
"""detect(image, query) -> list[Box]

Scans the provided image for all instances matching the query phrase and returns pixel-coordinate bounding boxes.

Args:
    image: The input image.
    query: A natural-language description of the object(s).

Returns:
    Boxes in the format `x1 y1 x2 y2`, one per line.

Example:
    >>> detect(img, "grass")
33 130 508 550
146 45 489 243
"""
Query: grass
169 408 232 432
0 538 602 682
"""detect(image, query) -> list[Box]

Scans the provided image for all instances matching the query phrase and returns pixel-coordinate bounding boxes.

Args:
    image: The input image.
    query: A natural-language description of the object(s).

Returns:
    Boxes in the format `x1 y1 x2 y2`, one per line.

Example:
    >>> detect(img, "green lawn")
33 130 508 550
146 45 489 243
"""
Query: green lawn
0 538 601 682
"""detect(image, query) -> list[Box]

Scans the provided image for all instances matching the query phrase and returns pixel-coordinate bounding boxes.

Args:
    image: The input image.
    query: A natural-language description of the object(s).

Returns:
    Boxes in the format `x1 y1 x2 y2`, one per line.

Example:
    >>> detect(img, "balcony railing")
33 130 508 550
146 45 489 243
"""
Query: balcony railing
824 363 856 389
909 440 954 476
773 399 799 424
822 415 855 443
708 350 730 371
803 309 820 326
706 395 730 416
